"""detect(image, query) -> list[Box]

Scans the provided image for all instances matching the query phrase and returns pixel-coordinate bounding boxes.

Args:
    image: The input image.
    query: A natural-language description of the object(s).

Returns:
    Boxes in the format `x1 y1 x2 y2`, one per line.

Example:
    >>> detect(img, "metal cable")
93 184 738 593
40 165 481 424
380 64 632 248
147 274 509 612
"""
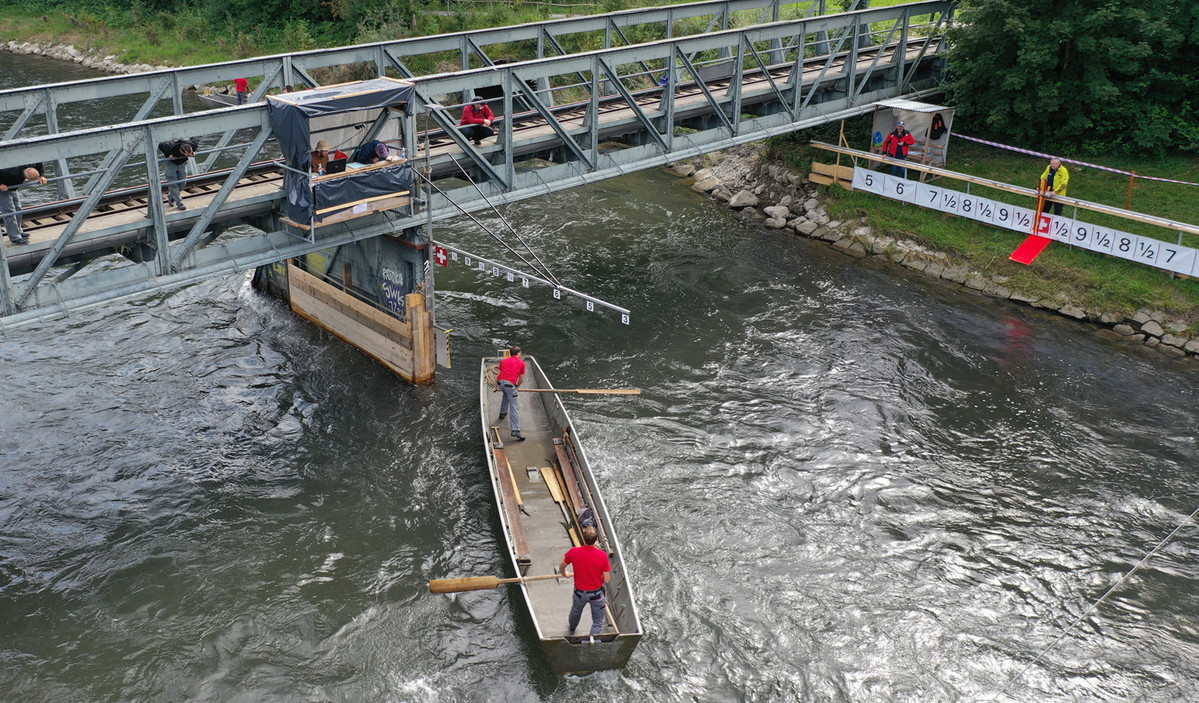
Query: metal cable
996 502 1199 699
445 152 562 286
416 171 553 280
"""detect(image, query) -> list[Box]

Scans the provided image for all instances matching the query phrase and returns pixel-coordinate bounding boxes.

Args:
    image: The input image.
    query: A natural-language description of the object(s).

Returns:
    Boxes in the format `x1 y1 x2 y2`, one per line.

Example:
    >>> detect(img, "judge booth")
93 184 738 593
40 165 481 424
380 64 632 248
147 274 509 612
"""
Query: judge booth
268 78 416 230
870 99 955 180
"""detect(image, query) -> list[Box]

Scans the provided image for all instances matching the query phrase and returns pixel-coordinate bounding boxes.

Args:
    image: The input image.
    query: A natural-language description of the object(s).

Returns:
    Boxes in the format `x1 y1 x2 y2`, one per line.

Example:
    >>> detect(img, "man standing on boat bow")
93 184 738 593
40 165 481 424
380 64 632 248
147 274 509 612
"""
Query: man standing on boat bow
496 346 526 441
559 526 611 640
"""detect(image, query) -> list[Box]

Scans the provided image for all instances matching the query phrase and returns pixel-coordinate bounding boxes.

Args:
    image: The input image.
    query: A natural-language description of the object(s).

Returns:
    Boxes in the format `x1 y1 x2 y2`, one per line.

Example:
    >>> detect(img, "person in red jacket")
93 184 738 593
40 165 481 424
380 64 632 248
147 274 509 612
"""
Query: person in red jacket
495 346 526 440
882 121 916 178
234 77 249 105
559 525 611 640
459 97 495 146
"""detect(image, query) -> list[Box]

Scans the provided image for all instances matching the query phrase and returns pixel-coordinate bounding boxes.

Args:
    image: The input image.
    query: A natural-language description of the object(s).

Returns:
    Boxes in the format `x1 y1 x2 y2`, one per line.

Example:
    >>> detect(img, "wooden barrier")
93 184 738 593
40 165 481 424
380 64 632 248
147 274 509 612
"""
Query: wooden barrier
286 261 435 384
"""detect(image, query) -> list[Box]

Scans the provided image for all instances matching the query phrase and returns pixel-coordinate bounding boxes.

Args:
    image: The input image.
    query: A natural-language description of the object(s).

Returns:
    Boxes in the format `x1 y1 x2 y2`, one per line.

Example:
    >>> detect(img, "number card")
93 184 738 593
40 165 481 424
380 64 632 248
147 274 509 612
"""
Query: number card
451 251 459 261
464 255 472 266
915 182 943 210
586 301 595 312
1159 243 1196 275
506 271 514 282
1010 206 1036 233
621 313 630 325
1111 231 1138 261
491 266 500 277
939 190 961 215
968 197 997 225
1046 216 1074 243
883 175 916 203
553 288 562 299
1088 226 1115 254
958 194 978 219
521 277 530 288
852 168 885 194
1071 222 1092 248
1135 237 1160 265
478 261 486 271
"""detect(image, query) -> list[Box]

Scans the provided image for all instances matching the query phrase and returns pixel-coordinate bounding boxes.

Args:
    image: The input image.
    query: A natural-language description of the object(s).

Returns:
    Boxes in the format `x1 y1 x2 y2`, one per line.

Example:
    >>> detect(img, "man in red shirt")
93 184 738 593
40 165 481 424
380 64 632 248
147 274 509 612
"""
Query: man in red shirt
458 97 496 146
234 77 249 105
559 526 611 639
495 345 526 441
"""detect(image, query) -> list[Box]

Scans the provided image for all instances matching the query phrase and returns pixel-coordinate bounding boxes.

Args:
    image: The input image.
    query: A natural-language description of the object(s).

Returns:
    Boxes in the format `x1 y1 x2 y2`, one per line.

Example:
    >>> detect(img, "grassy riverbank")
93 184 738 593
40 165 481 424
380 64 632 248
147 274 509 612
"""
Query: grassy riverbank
769 119 1199 322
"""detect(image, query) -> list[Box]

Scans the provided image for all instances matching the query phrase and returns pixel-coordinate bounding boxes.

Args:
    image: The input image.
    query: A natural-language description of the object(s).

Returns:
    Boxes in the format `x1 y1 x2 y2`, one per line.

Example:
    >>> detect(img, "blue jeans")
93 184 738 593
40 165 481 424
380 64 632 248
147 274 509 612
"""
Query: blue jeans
164 161 187 205
0 188 23 238
568 588 607 636
236 91 247 105
889 153 907 179
498 380 520 433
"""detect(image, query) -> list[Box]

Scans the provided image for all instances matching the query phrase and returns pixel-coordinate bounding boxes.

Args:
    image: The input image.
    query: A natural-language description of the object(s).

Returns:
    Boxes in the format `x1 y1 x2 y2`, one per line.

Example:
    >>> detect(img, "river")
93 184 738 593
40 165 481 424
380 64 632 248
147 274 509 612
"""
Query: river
2 51 1198 703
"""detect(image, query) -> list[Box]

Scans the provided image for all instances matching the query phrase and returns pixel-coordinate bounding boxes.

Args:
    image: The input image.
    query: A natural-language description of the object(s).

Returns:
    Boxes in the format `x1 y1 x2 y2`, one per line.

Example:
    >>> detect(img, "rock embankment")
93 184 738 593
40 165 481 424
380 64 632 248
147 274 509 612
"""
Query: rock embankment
4 40 171 76
669 144 1199 360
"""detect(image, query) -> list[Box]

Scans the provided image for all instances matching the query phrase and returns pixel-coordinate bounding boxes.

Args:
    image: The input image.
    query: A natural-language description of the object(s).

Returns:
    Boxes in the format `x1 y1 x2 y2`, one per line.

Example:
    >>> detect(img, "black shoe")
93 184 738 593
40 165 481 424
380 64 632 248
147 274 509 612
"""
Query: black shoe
497 413 507 420
177 203 186 211
510 432 525 442
11 237 28 246
473 139 482 146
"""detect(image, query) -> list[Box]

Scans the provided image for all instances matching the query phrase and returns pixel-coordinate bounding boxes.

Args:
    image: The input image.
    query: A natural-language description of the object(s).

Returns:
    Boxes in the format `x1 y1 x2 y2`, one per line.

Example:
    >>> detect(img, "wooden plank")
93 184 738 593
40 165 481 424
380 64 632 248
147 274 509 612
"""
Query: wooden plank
552 438 586 515
540 466 565 503
807 172 837 187
492 426 522 506
492 440 531 565
315 190 411 215
811 161 854 181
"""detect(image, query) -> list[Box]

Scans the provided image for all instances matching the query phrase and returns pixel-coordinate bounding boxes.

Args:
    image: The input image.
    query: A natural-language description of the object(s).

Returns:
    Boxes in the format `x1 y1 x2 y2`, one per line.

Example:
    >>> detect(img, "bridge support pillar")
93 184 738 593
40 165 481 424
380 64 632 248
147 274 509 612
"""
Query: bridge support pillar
251 227 436 384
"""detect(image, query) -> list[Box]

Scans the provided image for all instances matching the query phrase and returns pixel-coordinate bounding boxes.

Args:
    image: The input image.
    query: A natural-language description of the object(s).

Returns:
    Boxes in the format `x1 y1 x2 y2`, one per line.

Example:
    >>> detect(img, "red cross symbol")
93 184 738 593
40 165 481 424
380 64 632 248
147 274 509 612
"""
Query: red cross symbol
435 246 448 266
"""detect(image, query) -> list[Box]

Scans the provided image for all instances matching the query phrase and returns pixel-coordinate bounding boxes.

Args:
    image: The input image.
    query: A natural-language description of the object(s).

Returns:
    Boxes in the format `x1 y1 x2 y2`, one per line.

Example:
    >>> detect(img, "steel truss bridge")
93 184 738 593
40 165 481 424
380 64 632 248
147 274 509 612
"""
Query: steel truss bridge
0 0 953 327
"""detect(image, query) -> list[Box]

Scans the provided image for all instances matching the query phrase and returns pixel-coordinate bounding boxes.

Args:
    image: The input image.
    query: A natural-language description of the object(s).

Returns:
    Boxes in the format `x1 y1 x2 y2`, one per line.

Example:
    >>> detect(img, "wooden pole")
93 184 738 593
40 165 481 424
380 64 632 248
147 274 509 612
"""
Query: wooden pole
429 573 563 593
1126 171 1136 210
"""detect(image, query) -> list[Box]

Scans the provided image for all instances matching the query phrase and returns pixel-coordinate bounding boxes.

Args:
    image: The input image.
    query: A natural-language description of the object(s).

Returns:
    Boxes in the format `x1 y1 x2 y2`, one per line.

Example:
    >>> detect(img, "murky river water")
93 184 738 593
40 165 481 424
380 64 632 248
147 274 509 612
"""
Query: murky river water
2 52 1199 702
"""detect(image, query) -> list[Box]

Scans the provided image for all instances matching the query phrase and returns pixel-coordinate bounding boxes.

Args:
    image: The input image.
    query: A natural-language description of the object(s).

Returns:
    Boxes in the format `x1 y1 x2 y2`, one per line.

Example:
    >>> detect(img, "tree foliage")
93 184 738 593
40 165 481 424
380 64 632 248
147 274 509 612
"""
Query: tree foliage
943 0 1199 155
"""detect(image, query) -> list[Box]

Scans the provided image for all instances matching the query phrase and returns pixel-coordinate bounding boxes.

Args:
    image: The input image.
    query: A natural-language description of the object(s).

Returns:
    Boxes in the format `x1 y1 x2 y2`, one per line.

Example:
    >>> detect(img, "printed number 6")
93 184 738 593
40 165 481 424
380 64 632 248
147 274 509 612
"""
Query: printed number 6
895 182 905 195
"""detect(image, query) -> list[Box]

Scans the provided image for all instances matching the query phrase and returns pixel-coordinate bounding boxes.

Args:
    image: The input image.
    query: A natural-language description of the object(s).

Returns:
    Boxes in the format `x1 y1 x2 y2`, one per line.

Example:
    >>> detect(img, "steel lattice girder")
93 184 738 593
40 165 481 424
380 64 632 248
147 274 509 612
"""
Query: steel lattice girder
0 0 952 327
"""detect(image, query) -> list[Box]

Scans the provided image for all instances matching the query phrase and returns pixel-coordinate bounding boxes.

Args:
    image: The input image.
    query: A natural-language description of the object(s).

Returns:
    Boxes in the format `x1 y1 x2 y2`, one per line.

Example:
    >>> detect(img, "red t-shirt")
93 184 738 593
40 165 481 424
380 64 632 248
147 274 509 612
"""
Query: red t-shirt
564 545 610 591
234 77 249 93
497 355 526 384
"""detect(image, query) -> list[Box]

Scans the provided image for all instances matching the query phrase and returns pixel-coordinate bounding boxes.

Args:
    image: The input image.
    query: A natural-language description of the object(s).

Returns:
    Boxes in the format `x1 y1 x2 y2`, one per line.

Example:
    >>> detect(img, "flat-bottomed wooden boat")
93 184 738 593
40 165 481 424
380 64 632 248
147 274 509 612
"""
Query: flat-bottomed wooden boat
479 356 642 673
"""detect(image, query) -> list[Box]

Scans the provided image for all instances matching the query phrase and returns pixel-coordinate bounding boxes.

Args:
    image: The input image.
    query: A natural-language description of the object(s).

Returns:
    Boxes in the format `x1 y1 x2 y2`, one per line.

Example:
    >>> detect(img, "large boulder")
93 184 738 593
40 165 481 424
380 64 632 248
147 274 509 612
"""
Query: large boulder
728 190 760 208
764 205 790 220
691 176 720 192
792 219 818 236
1141 320 1165 337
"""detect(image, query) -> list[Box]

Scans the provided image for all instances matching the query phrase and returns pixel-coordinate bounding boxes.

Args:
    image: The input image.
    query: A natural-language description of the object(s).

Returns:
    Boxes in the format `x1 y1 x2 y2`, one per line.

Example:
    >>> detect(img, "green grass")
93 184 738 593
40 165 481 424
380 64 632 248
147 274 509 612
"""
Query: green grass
769 120 1199 322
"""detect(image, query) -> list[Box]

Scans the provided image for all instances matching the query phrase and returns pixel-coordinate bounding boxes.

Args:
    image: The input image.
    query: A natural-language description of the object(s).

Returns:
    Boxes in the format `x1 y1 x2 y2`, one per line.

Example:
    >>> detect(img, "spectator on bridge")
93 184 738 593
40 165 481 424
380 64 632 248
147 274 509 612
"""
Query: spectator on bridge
882 121 915 178
0 164 47 246
459 97 495 146
1040 157 1070 216
158 138 197 211
352 140 390 165
234 77 249 105
311 140 330 174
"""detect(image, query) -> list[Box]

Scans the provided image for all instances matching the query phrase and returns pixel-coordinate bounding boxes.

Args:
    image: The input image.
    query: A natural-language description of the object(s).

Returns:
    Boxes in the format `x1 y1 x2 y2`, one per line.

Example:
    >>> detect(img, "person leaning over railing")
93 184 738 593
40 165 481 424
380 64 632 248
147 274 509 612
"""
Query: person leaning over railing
0 163 47 246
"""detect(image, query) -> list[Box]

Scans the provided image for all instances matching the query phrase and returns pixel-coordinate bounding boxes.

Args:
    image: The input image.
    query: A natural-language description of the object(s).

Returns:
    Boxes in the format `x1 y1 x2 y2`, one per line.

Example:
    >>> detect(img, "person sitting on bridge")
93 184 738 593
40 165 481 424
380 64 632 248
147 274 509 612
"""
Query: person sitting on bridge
352 140 390 165
881 121 916 179
1040 157 1070 216
0 163 47 246
459 97 495 146
311 140 331 174
158 138 197 211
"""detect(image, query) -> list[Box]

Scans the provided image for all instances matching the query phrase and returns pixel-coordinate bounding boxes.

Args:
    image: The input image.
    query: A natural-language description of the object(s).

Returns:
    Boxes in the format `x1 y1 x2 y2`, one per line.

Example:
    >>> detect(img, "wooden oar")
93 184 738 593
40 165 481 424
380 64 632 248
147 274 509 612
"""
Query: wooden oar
429 573 563 593
519 388 640 395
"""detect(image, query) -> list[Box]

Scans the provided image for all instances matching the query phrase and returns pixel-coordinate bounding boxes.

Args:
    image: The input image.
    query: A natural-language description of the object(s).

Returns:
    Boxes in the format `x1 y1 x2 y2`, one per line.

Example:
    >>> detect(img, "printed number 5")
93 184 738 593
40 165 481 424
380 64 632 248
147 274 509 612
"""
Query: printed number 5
865 173 874 187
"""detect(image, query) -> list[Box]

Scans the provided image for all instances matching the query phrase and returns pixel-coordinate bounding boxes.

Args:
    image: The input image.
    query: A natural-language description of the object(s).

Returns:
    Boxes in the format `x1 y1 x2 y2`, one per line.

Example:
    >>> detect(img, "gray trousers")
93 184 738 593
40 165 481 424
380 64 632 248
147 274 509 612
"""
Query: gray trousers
0 188 22 238
165 161 187 205
568 588 607 636
498 380 520 433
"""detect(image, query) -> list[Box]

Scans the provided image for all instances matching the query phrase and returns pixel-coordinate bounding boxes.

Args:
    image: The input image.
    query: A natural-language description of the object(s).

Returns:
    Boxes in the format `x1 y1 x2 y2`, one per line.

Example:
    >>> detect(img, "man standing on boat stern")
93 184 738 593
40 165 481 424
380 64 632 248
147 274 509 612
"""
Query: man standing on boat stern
496 346 526 441
559 526 611 640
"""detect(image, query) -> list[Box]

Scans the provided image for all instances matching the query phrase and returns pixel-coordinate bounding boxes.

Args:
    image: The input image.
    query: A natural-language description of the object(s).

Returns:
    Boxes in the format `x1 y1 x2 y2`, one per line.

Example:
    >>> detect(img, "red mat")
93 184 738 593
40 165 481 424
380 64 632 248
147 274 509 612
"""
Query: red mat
1010 196 1052 265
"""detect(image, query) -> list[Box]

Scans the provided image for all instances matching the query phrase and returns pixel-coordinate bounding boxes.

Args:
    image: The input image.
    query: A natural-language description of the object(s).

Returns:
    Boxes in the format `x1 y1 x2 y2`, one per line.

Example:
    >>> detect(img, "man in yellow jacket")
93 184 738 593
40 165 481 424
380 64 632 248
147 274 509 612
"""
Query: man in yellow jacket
1040 157 1069 215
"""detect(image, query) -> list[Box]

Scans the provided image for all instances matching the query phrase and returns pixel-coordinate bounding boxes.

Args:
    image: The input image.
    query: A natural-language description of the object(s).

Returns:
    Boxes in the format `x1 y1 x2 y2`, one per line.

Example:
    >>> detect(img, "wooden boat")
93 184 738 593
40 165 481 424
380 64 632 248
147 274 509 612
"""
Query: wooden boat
479 356 643 673
196 90 238 109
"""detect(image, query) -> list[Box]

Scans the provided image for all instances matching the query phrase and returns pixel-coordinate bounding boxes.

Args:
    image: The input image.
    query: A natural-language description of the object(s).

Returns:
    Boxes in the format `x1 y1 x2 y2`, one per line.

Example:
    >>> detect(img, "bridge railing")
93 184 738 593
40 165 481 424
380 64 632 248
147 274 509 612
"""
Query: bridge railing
0 1 952 327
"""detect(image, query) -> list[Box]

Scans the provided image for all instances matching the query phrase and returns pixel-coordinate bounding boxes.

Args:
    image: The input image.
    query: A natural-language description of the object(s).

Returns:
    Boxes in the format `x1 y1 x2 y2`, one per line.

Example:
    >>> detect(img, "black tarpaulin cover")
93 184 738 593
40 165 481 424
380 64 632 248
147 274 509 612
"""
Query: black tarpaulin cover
268 78 415 223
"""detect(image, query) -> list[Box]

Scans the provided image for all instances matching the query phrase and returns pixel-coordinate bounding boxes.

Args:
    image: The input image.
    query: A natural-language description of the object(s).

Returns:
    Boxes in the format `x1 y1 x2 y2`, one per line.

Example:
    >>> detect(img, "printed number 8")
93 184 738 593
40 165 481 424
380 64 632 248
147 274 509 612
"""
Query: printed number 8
1118 238 1131 252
